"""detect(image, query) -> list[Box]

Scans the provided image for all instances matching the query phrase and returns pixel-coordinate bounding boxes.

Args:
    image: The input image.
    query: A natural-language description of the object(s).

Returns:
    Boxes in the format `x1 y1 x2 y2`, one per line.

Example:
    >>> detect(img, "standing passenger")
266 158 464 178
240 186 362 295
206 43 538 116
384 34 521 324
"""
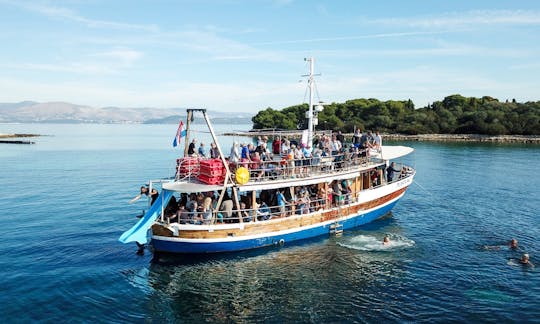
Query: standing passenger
198 143 207 158
272 136 281 155
188 139 197 156
209 142 219 159
277 189 290 217
373 131 382 152
386 162 401 183
229 142 240 167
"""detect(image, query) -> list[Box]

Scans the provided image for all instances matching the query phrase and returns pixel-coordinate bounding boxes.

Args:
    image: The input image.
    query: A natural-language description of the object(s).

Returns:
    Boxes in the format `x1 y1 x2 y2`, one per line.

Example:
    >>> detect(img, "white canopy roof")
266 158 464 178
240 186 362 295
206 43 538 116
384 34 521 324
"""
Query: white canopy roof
162 181 227 193
373 145 414 160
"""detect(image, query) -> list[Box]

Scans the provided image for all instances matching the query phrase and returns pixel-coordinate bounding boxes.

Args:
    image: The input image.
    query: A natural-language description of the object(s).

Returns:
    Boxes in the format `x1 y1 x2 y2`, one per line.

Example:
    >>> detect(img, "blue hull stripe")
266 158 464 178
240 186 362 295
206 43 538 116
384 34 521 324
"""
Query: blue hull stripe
151 199 399 254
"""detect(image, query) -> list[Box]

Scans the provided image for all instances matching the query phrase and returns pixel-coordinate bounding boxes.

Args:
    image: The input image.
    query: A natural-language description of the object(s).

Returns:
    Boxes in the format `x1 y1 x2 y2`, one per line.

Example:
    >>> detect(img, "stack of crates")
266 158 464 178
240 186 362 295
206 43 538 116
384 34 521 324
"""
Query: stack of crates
176 157 200 177
198 159 225 184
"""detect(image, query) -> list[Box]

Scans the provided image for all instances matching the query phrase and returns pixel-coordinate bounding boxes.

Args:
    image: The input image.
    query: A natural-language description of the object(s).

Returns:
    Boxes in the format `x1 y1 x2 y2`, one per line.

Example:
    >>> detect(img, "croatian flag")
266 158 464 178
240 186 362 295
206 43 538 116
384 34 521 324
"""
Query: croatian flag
172 120 186 147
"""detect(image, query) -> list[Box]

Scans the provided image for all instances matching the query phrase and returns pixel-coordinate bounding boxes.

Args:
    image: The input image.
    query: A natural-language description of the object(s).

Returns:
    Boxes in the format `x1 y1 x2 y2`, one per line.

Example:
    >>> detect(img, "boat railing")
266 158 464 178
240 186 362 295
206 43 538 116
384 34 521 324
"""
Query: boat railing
160 165 415 227
161 191 371 226
174 154 414 189
232 150 382 183
174 150 385 184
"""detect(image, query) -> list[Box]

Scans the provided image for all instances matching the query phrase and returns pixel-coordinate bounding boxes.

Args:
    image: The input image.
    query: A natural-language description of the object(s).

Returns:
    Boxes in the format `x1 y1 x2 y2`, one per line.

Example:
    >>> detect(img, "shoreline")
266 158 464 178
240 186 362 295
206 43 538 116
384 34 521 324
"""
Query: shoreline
225 130 540 144
382 134 540 144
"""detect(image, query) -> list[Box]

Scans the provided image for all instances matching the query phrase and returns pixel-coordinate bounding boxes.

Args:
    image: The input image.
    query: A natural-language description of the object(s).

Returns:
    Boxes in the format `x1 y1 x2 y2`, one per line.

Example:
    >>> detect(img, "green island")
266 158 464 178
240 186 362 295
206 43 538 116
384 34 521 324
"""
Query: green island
252 94 540 138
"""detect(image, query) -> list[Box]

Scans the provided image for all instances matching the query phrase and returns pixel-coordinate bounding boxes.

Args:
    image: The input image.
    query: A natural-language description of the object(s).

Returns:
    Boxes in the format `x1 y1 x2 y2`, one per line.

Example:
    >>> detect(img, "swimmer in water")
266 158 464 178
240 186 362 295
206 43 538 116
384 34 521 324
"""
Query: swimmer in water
509 238 518 250
483 238 520 251
520 253 534 267
383 235 390 245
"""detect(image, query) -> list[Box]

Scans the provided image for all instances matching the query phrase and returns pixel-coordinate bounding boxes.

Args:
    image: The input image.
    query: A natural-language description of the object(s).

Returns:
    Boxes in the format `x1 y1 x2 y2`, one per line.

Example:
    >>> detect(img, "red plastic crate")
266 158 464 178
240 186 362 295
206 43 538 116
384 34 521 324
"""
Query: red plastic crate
200 158 224 167
177 157 200 165
199 168 223 177
197 174 224 185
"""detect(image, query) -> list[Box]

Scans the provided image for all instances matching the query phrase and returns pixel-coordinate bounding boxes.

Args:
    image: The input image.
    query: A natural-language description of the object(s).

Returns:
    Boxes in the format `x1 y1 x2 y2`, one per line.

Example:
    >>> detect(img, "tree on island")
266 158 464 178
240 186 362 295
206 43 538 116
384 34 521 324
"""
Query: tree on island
251 94 540 135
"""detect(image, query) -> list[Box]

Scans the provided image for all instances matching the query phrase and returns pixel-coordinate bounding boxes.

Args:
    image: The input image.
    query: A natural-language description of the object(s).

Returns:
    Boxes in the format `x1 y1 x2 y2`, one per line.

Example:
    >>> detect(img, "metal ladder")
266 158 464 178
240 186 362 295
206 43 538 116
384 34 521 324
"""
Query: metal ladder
329 206 344 236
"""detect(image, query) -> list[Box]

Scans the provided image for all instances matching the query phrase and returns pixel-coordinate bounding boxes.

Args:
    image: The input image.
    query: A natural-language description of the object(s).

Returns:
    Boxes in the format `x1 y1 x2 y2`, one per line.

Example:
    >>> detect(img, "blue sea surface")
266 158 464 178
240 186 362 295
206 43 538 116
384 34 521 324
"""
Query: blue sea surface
1 123 539 323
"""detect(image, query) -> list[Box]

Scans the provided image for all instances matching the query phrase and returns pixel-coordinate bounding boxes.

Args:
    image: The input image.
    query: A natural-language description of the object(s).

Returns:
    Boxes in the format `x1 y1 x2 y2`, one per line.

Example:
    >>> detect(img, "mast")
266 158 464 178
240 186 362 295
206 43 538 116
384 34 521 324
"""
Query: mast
305 57 315 147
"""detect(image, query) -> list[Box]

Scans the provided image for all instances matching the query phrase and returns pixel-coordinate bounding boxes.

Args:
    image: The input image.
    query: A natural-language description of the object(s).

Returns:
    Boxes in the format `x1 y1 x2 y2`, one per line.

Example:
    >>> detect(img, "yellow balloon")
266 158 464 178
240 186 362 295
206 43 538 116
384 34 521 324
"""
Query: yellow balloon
235 167 250 185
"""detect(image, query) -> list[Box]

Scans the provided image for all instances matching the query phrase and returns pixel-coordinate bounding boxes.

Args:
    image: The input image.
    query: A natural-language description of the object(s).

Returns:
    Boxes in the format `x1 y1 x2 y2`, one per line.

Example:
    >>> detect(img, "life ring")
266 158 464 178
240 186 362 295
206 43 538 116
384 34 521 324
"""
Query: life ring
235 167 250 185
278 239 285 246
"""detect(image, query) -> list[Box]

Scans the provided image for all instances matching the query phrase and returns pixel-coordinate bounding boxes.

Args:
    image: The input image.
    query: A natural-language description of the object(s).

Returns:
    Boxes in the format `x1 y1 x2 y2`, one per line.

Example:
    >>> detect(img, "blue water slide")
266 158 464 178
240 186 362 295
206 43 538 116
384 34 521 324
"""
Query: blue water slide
118 190 174 244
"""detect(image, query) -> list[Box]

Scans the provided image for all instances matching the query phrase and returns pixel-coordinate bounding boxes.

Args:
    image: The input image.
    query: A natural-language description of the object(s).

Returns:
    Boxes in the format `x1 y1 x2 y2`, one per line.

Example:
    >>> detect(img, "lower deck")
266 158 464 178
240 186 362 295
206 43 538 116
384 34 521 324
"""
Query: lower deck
150 172 411 253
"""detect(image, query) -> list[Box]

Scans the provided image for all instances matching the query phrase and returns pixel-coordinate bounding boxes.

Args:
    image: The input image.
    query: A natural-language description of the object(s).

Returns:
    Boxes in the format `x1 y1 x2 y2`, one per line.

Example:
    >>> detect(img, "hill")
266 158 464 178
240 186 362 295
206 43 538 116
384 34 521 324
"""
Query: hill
0 101 252 124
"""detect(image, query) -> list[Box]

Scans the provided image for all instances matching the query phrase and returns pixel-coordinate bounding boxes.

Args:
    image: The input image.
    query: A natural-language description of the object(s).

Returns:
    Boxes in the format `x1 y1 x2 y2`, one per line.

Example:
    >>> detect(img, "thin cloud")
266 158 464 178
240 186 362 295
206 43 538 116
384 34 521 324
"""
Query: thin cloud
1 62 116 75
373 9 540 28
253 30 457 45
91 49 144 67
5 1 159 32
311 44 533 59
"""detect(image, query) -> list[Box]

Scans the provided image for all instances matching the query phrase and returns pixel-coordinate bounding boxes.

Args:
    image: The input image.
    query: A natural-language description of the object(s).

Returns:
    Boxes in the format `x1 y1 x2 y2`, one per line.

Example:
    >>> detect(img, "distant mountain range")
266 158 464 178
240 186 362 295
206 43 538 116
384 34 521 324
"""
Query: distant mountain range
0 101 254 124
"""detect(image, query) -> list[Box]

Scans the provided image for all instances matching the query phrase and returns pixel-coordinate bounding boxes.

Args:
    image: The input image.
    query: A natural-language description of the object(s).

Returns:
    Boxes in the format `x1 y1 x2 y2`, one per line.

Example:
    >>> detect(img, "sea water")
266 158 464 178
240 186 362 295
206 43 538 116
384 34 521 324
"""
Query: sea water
0 123 539 322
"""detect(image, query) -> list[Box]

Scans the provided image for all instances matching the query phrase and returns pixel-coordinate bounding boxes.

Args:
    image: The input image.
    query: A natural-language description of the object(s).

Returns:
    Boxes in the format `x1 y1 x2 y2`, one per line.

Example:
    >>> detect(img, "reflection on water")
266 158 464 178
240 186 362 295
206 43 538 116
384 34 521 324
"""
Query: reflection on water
124 221 416 322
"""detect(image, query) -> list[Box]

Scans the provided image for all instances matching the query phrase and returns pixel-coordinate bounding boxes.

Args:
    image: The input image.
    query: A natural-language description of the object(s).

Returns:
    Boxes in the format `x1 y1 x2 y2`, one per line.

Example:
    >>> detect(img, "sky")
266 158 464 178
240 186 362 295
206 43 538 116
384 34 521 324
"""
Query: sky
1 0 539 113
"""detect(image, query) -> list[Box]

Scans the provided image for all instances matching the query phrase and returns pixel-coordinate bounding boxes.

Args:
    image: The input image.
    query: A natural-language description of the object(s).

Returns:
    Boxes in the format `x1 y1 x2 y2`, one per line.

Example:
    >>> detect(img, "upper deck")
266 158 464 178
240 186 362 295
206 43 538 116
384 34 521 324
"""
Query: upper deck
168 145 413 192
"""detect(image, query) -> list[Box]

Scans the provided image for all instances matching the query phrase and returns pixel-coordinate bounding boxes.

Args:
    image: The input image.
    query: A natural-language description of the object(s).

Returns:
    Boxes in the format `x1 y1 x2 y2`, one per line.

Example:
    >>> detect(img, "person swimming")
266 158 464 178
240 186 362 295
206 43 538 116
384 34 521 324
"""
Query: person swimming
509 238 518 250
383 235 390 245
520 253 534 267
508 253 535 268
483 238 520 251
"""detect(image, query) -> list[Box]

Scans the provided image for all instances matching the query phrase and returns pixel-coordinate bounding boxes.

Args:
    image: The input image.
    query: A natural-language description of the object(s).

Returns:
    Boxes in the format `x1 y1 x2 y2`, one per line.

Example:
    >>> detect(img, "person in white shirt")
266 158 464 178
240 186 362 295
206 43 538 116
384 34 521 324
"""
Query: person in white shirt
373 131 382 151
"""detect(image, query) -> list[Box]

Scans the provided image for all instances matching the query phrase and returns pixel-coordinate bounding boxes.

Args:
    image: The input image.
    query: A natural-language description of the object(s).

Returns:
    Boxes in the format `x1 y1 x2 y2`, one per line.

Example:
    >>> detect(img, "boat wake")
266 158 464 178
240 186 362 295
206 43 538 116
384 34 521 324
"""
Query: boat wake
337 234 415 252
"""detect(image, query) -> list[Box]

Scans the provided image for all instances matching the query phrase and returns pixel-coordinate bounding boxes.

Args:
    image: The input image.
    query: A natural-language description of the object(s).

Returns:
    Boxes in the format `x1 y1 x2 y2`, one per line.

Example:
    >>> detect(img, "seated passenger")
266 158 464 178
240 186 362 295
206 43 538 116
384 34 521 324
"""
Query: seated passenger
257 201 271 221
219 195 234 223
202 192 213 225
240 202 252 222
192 207 203 225
164 195 178 219
176 205 190 224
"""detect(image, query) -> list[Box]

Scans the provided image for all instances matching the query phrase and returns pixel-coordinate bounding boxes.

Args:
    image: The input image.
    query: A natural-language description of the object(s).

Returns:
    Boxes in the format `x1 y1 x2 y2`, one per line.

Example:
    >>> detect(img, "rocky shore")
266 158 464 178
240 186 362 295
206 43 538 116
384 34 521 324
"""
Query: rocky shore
383 134 540 144
231 130 540 144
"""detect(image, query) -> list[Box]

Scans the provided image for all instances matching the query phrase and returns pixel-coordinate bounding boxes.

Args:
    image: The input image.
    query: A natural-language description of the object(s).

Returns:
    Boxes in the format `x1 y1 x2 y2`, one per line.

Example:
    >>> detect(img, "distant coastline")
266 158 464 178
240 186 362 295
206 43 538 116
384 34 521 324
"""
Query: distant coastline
0 133 40 138
2 132 539 144
0 133 39 144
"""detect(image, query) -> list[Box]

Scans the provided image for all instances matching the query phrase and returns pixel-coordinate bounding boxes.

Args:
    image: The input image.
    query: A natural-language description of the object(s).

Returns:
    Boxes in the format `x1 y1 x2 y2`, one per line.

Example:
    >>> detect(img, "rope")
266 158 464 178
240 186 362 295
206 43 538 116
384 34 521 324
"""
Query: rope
413 180 433 196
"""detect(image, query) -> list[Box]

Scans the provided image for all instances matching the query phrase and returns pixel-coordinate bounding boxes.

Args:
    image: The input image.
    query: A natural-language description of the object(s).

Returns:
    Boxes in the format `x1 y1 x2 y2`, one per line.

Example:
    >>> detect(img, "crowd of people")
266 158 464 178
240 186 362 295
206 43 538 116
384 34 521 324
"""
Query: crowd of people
164 129 411 223
153 177 367 225
176 121 415 185
219 129 396 182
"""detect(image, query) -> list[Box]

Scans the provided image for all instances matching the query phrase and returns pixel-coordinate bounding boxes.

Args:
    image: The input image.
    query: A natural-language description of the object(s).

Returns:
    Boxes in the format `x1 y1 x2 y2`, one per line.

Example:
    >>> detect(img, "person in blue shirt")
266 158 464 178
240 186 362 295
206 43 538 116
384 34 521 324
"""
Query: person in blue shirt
257 201 271 220
198 142 206 157
240 143 251 167
277 189 290 217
